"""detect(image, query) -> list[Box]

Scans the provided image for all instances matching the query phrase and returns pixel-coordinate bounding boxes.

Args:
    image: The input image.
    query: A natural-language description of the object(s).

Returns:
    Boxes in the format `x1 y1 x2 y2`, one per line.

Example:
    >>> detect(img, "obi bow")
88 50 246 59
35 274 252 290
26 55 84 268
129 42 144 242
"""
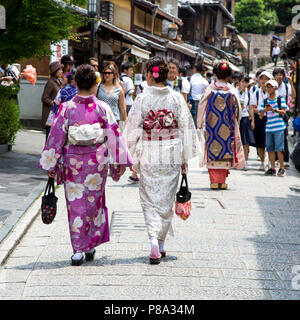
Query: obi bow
143 109 177 135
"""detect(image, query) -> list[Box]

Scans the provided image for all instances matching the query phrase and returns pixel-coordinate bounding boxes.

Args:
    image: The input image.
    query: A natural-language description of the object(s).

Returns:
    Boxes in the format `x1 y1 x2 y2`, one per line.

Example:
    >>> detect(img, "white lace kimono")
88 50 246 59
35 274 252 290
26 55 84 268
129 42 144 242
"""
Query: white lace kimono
124 86 200 241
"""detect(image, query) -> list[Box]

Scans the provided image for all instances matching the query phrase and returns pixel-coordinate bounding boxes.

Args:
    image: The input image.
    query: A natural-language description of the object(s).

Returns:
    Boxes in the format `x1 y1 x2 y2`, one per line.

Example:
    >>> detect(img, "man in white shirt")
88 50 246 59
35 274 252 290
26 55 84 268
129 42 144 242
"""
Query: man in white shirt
166 59 190 102
120 62 135 115
272 44 281 66
249 71 273 171
189 62 209 125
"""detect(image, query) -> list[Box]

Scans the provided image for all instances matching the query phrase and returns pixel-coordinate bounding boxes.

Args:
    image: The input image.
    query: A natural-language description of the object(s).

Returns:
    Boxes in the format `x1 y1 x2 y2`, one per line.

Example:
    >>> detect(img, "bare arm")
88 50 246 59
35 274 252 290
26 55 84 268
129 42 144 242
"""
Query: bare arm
119 87 127 121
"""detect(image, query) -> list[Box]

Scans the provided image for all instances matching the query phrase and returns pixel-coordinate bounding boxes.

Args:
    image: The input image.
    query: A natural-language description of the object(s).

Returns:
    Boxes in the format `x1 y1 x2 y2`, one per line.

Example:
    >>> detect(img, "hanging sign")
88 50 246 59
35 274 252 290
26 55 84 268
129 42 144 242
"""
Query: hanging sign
50 40 68 63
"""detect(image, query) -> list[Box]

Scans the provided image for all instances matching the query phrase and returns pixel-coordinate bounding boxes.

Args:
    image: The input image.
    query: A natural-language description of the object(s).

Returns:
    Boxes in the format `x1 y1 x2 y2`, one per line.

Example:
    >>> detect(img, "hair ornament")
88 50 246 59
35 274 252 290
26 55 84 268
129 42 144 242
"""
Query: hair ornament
220 62 229 71
152 66 160 78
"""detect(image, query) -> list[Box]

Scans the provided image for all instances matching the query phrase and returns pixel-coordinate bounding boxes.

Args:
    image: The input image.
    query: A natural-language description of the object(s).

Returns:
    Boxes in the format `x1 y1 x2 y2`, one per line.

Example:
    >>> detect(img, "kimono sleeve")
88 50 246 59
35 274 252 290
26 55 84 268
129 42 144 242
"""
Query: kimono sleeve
38 103 68 172
102 102 133 168
176 92 201 162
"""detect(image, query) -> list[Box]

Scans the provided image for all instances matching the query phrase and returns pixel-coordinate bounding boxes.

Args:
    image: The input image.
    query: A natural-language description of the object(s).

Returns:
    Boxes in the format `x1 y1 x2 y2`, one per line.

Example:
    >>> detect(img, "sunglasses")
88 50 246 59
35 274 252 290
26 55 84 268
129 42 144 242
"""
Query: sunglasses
103 72 114 75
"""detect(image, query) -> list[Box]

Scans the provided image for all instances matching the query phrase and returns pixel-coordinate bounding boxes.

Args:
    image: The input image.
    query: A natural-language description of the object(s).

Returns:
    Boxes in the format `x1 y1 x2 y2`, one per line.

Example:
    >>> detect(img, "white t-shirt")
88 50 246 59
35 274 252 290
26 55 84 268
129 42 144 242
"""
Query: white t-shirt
190 73 209 101
272 47 280 56
121 73 134 106
241 90 251 117
166 76 190 94
250 87 269 109
277 82 291 101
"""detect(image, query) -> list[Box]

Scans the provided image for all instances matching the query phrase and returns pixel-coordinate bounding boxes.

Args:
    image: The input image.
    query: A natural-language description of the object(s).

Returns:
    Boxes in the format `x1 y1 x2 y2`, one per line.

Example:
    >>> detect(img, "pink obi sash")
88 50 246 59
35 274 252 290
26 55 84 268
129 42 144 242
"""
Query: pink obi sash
143 109 178 141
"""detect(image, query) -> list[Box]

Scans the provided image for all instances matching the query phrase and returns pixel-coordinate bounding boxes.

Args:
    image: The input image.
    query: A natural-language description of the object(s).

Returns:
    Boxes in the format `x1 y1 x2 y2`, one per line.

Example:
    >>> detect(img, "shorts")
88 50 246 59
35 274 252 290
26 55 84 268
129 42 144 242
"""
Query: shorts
266 130 285 152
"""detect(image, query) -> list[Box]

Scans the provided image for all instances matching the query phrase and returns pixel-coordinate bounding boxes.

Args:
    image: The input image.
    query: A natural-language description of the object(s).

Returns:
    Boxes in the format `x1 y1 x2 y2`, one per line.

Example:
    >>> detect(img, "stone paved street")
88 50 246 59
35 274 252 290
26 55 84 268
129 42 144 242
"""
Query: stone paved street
1 142 300 300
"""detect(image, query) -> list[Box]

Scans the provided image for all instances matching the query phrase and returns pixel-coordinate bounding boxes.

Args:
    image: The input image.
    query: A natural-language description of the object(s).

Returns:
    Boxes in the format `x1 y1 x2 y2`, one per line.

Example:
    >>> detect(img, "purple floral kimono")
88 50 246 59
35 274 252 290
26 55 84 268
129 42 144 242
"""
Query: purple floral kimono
39 95 133 254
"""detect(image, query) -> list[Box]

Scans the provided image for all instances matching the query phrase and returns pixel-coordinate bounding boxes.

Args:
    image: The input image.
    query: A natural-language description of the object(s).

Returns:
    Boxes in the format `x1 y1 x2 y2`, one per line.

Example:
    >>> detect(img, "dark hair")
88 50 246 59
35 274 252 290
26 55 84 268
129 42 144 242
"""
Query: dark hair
231 71 243 81
213 61 232 80
167 59 179 69
206 71 213 78
121 62 133 72
75 64 96 90
273 67 285 77
194 62 205 73
145 56 168 83
256 69 264 78
179 66 187 77
67 69 76 83
243 75 250 83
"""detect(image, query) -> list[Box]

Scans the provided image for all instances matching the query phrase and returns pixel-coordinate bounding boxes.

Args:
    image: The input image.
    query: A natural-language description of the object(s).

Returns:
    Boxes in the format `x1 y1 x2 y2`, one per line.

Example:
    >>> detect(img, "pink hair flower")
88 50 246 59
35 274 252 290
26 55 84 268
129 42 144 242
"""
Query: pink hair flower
152 66 160 78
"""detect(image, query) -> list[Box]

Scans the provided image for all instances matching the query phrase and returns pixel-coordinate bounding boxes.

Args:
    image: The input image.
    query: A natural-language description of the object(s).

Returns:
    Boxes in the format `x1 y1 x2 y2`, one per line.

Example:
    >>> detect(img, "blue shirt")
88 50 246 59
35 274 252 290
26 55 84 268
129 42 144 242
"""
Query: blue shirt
258 96 288 133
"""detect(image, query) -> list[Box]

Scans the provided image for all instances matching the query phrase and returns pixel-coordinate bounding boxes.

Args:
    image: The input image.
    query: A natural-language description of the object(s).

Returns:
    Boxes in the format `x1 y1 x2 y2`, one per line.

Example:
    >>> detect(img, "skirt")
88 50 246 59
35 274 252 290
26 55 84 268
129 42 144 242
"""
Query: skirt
208 169 229 184
240 117 255 146
252 114 267 148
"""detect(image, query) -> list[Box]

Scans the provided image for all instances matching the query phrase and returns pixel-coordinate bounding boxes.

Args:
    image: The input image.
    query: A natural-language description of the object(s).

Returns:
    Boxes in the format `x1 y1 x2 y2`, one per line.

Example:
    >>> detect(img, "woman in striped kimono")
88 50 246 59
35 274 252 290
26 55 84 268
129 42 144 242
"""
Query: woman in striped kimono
124 57 200 264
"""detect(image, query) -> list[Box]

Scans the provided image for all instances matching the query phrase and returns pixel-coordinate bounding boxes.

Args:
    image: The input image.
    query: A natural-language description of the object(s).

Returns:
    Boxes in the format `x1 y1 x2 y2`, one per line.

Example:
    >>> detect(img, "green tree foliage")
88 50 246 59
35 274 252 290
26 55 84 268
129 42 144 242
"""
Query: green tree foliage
0 0 88 64
234 0 278 34
264 0 297 27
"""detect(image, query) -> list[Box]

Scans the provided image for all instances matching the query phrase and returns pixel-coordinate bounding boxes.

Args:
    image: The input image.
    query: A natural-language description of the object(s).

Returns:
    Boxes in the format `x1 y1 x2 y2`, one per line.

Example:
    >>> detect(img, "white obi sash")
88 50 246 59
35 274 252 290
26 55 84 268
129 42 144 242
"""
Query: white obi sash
68 123 105 146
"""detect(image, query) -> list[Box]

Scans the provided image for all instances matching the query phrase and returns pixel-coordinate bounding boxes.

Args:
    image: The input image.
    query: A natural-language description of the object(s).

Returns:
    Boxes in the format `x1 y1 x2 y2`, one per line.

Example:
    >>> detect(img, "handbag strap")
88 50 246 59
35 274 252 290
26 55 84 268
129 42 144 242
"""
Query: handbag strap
180 173 188 189
44 177 55 196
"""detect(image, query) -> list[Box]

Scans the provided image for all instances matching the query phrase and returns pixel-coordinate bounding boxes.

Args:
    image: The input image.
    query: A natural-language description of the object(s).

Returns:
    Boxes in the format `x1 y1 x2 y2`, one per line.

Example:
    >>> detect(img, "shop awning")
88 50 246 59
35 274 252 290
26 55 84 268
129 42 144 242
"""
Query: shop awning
236 34 248 51
167 41 199 58
100 41 114 55
131 45 151 60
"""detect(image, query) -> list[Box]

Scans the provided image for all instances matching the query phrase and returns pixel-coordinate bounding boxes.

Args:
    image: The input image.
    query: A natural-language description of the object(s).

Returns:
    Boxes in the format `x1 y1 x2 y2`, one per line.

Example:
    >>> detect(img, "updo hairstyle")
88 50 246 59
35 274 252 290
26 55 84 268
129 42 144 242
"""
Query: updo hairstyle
75 64 97 90
213 61 232 80
145 56 168 83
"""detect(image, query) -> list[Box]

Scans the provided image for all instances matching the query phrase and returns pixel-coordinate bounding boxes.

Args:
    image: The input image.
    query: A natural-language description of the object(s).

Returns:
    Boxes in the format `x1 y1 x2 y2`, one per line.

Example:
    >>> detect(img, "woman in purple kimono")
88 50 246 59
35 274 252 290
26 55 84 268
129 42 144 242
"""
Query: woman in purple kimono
39 65 133 266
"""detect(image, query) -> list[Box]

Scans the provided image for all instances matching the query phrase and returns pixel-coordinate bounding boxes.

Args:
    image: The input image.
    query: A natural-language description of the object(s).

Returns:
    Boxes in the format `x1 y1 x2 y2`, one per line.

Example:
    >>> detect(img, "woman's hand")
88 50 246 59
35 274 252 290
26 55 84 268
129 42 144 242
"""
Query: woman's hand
181 163 188 175
47 171 56 179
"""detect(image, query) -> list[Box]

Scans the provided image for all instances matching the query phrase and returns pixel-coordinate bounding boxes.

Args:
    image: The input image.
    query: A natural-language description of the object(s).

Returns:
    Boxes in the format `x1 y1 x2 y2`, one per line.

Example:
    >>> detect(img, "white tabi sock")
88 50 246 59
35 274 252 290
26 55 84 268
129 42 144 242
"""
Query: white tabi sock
72 253 83 260
158 240 165 253
150 237 159 257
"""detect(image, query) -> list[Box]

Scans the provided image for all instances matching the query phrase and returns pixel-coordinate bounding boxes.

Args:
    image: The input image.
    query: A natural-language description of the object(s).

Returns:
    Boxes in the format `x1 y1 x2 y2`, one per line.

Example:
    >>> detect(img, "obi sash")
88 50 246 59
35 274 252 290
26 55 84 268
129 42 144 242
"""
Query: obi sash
143 109 178 141
205 91 236 161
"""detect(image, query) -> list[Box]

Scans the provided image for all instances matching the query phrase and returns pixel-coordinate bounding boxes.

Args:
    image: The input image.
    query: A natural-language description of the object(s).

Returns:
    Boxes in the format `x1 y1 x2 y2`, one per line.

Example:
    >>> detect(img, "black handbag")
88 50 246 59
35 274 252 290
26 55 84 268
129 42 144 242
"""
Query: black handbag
41 177 58 224
176 174 191 203
175 174 192 220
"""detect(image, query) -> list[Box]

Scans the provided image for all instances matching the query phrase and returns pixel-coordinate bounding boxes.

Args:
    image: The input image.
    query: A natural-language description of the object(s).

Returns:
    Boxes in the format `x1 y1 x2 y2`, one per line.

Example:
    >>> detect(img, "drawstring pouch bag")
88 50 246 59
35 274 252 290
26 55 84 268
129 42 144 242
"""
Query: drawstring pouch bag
41 177 58 224
175 174 192 220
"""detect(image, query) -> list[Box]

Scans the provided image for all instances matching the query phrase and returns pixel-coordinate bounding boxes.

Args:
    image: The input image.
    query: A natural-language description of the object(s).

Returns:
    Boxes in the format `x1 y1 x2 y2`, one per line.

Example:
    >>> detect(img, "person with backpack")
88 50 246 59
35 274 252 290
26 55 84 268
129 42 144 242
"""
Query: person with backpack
258 80 288 177
249 71 273 171
273 67 296 167
120 62 135 115
237 75 255 171
166 59 190 103
197 61 245 190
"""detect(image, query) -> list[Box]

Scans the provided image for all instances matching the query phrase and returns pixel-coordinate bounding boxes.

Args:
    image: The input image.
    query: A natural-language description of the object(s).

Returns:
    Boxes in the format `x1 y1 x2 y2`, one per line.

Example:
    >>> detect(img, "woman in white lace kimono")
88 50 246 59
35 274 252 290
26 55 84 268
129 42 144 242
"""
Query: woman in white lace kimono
124 57 200 264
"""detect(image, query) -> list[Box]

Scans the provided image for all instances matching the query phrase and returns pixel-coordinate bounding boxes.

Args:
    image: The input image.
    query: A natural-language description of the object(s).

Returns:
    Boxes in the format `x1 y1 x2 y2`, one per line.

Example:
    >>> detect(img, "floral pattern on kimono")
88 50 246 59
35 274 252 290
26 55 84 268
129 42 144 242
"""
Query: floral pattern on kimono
39 94 133 253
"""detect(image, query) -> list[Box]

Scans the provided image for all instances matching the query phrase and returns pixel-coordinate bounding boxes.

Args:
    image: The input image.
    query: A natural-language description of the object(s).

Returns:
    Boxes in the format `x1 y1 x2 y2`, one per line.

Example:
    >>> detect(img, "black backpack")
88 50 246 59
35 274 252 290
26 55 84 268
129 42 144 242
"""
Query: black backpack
263 96 289 124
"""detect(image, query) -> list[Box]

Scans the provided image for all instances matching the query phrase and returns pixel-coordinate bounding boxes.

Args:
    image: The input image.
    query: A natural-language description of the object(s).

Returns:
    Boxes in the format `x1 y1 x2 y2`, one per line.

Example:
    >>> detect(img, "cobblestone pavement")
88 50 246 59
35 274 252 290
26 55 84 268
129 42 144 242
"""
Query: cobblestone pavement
1 142 300 300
